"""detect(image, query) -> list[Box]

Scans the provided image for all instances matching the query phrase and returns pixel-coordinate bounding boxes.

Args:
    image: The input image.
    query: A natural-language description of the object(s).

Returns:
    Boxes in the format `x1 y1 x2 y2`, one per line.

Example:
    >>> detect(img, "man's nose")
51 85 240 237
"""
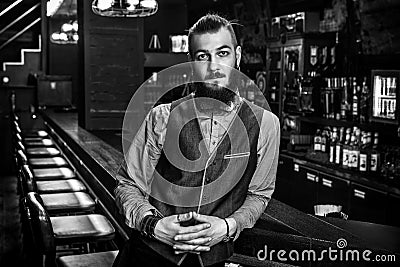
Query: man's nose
207 55 220 71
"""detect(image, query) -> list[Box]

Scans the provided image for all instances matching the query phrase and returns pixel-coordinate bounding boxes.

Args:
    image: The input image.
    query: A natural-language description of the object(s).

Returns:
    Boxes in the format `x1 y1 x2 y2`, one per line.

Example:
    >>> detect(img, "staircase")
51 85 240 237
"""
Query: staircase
0 0 41 86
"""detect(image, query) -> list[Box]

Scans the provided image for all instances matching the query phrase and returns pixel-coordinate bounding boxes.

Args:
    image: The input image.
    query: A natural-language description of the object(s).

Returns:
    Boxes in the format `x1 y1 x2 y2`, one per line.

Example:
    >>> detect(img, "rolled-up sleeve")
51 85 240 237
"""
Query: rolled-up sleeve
114 104 170 230
229 110 280 239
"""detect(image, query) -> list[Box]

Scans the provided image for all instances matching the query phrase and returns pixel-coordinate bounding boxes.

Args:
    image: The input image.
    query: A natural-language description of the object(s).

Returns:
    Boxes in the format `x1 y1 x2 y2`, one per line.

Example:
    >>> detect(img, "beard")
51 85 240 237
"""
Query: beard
193 82 236 105
193 66 239 105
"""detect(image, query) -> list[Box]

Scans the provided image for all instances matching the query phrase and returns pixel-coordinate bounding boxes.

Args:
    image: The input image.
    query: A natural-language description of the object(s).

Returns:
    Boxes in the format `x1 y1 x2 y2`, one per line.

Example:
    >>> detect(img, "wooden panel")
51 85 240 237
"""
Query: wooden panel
77 0 144 130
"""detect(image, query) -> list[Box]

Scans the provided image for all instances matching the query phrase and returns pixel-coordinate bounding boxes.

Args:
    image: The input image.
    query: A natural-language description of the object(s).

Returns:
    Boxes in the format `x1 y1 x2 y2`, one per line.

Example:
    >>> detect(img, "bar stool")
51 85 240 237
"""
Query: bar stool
57 250 118 267
22 192 115 267
12 114 49 139
17 141 61 158
17 149 69 169
20 165 95 215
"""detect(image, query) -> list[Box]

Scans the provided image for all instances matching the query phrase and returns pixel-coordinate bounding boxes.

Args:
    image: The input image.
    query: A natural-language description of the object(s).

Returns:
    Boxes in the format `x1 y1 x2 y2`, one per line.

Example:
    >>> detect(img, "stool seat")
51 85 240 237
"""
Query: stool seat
33 167 76 180
36 179 86 194
51 214 115 244
25 138 54 147
29 157 68 168
26 147 61 157
57 250 118 267
23 130 48 138
41 192 96 214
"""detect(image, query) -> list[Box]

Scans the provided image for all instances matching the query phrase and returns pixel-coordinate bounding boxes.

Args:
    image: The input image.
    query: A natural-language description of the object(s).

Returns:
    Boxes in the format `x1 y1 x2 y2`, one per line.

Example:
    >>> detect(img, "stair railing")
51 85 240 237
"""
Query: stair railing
0 0 23 17
0 3 40 35
0 17 41 51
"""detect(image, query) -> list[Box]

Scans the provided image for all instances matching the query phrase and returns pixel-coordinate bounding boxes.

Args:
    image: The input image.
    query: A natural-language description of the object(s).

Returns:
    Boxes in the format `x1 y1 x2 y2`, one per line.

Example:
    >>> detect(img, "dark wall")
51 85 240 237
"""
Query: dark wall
360 0 400 55
47 17 79 106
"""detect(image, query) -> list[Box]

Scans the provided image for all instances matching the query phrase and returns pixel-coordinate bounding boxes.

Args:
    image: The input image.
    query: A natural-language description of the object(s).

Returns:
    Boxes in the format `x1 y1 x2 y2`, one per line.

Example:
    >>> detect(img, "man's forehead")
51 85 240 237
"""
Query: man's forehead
191 27 235 52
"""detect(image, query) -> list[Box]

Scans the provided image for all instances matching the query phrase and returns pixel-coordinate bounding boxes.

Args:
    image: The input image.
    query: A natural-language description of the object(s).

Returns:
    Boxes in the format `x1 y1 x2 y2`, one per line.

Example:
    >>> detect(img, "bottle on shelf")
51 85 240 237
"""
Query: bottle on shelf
314 129 322 152
329 127 338 163
321 129 327 153
359 132 369 172
342 128 351 169
350 127 360 170
370 132 380 173
352 78 360 122
335 127 345 165
359 76 370 123
340 78 350 121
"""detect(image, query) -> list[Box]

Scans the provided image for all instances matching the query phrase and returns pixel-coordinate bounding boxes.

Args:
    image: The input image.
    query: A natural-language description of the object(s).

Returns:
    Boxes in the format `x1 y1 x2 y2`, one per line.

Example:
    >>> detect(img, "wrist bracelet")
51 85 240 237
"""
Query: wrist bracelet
140 211 162 239
222 218 230 242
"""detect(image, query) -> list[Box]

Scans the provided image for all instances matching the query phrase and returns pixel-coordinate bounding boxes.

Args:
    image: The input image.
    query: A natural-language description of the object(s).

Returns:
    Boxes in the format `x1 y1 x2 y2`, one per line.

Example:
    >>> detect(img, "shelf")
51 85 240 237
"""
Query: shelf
297 116 399 131
144 52 187 68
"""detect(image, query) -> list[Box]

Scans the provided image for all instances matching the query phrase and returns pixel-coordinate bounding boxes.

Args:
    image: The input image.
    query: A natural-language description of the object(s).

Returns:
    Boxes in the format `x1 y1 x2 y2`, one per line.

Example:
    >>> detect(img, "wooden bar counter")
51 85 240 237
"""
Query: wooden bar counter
41 109 400 267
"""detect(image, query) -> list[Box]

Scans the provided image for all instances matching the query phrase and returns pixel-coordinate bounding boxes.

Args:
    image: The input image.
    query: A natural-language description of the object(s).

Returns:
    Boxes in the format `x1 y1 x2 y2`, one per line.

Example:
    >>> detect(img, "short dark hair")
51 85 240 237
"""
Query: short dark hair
188 13 238 56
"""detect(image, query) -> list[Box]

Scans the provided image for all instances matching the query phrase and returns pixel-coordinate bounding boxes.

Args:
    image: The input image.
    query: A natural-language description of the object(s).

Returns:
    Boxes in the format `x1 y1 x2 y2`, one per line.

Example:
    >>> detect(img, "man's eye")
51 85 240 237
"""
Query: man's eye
196 54 209 61
218 51 229 57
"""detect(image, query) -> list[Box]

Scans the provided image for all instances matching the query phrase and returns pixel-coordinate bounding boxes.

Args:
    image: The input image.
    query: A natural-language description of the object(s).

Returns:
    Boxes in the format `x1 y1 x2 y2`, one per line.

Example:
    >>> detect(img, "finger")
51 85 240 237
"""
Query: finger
174 211 193 223
178 237 212 246
176 223 210 235
175 229 209 241
192 212 211 223
173 244 210 252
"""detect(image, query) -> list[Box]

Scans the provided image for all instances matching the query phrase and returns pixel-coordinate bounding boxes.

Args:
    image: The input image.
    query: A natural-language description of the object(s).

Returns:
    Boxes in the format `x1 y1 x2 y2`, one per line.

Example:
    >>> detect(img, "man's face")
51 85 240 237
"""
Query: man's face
190 27 241 102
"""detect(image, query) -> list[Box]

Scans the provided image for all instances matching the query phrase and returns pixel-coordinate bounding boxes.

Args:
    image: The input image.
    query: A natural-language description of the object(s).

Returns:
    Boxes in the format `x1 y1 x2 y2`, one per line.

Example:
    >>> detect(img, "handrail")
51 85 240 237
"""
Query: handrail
0 0 23 17
0 17 41 51
0 3 40 35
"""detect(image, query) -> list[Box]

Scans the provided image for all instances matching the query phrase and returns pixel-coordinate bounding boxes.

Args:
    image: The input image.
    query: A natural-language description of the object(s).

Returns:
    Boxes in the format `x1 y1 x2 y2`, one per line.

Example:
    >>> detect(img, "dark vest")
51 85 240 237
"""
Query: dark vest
140 95 264 266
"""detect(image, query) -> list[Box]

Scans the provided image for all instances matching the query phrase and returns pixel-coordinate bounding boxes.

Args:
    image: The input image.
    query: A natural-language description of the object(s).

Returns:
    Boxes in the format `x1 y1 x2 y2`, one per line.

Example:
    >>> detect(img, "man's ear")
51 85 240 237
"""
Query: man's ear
235 46 242 68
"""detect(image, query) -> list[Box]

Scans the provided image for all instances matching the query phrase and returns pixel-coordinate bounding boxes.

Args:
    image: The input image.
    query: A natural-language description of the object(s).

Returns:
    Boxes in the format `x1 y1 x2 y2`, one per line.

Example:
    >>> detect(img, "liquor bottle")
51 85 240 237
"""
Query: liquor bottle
359 77 370 123
340 78 350 120
314 129 322 152
321 129 327 153
335 127 345 165
352 78 360 122
359 132 368 172
329 127 338 163
342 128 351 169
370 132 380 173
351 128 361 170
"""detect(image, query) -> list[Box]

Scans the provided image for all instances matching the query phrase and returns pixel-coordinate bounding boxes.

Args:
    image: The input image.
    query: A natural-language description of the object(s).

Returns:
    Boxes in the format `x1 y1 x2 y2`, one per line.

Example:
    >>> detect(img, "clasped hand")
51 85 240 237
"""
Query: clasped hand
153 211 229 254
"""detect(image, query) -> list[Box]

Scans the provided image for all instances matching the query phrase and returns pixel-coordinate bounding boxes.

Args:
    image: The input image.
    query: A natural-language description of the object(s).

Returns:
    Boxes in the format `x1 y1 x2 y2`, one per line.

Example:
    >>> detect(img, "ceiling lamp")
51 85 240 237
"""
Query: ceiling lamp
92 0 158 17
50 20 79 44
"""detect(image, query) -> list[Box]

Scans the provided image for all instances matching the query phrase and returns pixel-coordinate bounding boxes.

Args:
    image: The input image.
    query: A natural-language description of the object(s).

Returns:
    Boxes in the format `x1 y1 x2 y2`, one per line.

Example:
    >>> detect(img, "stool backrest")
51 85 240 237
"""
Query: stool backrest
16 149 28 167
16 141 25 152
21 164 37 196
25 192 56 254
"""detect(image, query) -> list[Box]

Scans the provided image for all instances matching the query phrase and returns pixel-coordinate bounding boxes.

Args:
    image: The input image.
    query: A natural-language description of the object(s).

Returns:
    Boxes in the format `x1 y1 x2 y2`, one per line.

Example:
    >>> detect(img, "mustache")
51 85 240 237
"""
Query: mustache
205 72 226 80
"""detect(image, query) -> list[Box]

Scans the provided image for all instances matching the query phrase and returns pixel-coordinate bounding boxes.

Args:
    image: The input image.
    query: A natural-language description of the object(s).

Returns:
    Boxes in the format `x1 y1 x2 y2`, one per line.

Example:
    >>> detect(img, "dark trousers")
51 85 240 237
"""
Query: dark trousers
112 233 225 267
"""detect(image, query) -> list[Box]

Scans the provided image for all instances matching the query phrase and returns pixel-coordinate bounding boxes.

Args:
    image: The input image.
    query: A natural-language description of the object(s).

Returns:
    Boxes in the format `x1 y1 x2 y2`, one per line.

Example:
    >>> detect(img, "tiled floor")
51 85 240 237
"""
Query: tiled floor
0 175 22 266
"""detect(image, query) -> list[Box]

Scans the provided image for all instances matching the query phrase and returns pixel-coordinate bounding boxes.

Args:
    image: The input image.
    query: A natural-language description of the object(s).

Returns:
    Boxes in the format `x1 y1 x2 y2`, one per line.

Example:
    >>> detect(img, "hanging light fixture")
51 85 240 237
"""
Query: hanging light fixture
50 20 79 44
92 0 158 17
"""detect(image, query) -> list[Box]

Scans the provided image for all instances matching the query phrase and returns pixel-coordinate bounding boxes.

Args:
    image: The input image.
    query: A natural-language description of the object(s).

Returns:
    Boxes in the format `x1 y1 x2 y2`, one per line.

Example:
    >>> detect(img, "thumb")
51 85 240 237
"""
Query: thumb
174 211 193 223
